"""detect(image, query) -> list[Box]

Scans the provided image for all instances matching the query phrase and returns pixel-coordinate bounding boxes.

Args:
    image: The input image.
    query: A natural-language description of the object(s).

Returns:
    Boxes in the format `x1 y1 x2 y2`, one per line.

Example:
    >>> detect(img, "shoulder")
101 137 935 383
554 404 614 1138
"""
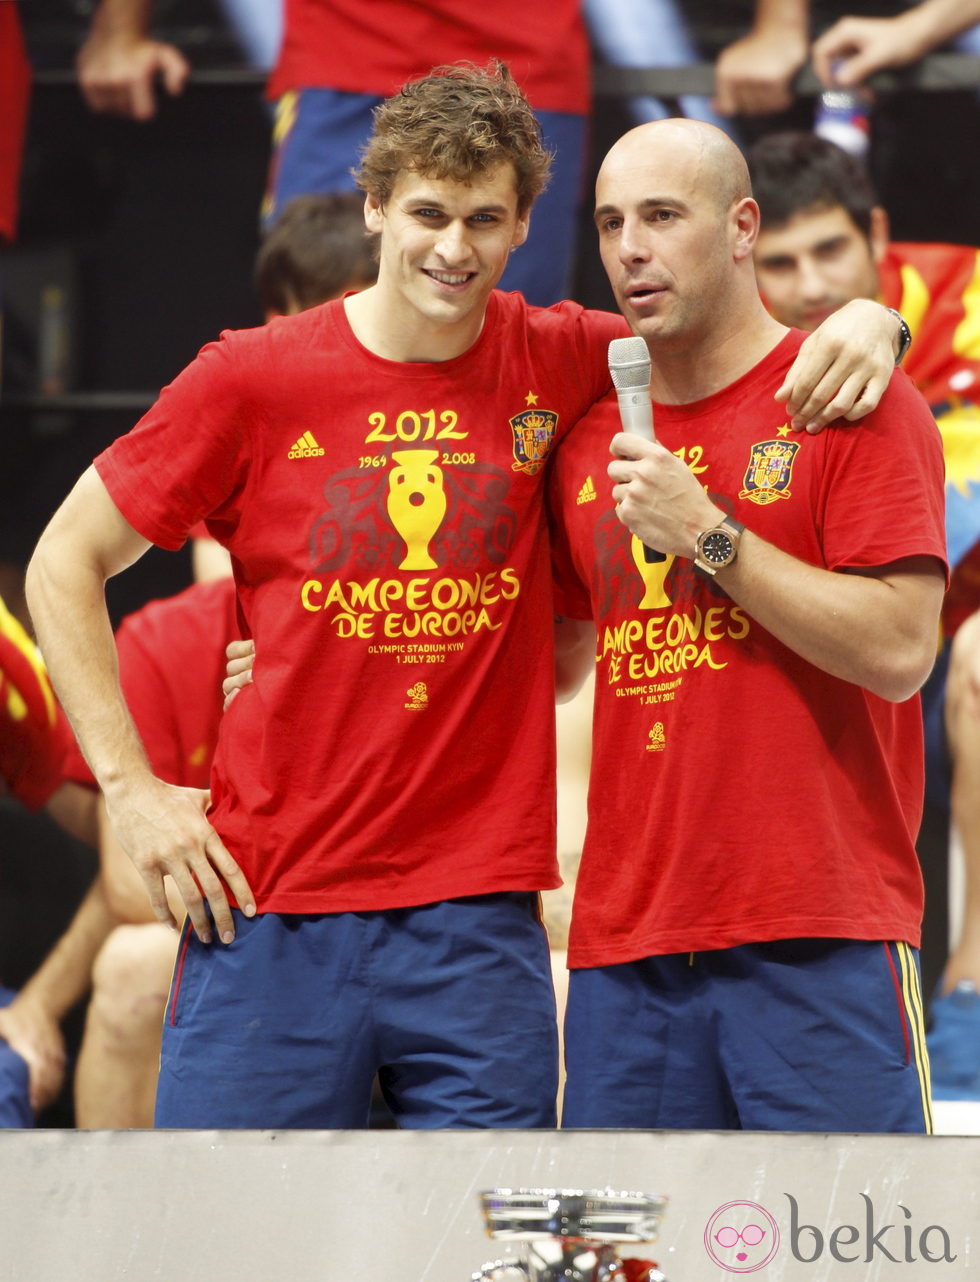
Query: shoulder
206 301 339 365
491 290 627 343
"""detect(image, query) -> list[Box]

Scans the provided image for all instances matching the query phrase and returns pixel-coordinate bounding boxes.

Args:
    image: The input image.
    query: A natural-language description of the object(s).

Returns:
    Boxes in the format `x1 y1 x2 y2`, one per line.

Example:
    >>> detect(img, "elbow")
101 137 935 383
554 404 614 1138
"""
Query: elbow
865 639 937 704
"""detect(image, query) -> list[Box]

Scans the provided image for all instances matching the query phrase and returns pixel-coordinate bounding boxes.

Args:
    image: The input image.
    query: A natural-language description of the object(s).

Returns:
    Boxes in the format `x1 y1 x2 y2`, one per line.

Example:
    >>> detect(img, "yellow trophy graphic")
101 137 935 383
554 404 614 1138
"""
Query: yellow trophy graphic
630 535 675 610
387 450 447 570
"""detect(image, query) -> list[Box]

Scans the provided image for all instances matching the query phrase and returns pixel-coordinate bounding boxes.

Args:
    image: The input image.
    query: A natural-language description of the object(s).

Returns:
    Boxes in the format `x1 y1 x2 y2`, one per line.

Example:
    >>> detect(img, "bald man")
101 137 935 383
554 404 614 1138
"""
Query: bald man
550 120 949 1132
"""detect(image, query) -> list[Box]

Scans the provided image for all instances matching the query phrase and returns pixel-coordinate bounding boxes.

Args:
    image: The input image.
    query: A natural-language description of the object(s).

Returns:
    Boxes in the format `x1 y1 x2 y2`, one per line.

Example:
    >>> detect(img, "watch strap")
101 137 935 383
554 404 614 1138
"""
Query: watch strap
885 307 912 365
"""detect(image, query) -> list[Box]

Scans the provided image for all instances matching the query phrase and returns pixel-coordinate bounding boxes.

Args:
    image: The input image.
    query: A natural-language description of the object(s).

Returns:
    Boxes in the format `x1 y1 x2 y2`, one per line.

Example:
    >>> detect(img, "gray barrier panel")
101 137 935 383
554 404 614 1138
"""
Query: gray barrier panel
2 1127 977 1280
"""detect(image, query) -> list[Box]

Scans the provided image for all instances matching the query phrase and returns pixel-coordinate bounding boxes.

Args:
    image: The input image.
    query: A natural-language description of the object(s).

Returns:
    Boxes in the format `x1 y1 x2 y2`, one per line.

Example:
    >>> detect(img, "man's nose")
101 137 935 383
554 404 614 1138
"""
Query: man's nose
436 222 471 264
618 220 650 265
798 257 830 300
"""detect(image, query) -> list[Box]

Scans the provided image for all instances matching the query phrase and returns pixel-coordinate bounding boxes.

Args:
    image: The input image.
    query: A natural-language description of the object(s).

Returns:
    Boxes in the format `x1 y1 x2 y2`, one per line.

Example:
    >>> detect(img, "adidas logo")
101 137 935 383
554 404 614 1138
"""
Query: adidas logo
576 475 597 505
288 430 325 459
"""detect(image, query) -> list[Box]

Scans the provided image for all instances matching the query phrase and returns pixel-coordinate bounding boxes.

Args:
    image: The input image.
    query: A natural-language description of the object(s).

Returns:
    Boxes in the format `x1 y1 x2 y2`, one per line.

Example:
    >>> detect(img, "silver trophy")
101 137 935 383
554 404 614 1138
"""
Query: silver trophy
472 1188 669 1282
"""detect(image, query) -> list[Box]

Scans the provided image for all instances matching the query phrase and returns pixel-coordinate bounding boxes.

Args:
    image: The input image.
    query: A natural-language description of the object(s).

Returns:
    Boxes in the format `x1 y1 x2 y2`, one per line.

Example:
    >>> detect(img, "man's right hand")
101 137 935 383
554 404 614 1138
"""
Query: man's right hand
77 31 189 120
103 775 255 944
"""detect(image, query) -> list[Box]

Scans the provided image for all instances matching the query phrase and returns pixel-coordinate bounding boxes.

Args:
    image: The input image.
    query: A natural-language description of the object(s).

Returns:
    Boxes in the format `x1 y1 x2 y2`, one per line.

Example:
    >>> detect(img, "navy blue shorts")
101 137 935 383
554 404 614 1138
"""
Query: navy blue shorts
156 892 558 1129
262 87 587 306
0 986 32 1128
562 939 932 1132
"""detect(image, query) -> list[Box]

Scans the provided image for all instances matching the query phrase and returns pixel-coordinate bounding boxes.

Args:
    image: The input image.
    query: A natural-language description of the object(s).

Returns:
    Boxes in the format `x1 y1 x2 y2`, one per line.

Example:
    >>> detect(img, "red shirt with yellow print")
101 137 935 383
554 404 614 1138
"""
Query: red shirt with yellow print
550 332 947 968
94 292 623 913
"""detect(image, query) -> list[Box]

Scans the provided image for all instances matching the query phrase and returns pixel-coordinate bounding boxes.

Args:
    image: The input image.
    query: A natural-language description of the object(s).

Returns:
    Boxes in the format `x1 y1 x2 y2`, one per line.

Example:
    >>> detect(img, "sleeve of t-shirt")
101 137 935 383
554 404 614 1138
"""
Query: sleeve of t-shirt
94 331 257 551
0 598 73 810
816 369 949 578
573 306 630 410
547 412 595 622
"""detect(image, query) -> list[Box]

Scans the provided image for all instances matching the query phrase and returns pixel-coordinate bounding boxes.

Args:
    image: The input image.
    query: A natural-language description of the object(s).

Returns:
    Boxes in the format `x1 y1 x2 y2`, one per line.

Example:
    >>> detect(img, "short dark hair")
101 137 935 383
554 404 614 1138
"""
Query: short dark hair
746 132 878 239
255 192 378 315
355 61 551 217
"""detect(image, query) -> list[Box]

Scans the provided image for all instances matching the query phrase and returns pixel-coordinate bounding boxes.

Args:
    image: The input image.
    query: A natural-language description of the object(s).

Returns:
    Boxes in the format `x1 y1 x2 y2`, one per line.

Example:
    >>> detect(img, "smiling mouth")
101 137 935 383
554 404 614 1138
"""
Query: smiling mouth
424 269 477 287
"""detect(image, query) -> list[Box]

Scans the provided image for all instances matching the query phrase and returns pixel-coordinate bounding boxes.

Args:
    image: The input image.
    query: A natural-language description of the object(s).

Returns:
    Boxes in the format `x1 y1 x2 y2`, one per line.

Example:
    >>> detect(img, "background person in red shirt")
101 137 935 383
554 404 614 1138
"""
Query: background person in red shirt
749 130 980 1101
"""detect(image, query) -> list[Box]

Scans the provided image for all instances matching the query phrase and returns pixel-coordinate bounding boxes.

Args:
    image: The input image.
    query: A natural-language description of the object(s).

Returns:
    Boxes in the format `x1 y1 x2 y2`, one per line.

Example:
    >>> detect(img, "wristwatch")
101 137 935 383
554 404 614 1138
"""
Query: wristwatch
694 516 745 575
885 307 912 366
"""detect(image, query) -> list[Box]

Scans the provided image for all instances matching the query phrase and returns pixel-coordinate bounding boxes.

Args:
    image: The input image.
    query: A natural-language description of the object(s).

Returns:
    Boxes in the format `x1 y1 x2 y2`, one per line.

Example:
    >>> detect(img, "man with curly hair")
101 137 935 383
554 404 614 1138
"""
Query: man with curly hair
27 64 903 1130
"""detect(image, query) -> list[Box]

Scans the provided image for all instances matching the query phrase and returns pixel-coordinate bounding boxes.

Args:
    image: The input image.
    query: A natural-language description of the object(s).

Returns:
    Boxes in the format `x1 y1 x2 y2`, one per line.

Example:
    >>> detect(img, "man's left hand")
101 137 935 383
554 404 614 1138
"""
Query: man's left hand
776 298 900 432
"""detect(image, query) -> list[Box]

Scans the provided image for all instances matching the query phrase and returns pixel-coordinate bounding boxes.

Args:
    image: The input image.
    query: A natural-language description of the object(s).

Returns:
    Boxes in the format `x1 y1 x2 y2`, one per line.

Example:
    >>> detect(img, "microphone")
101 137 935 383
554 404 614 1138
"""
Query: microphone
608 335 654 440
607 336 664 563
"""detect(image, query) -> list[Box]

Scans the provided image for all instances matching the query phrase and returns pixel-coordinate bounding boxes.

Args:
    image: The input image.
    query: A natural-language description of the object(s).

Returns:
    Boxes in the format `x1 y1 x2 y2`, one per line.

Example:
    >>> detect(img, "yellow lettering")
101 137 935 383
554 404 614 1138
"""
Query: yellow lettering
703 606 726 642
728 606 750 640
301 580 323 612
349 580 381 611
500 567 521 599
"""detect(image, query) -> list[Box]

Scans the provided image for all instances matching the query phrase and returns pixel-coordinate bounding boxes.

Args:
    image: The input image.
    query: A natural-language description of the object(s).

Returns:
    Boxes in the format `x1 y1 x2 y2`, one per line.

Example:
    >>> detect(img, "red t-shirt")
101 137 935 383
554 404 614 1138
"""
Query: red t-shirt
267 0 590 115
0 597 71 812
0 3 31 244
62 578 239 791
550 332 947 968
95 291 623 913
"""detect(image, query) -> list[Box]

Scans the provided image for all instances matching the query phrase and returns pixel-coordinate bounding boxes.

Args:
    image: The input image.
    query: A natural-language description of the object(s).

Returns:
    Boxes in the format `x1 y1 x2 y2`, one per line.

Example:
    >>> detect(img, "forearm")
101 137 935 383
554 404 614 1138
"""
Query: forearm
898 0 980 58
715 533 941 700
25 471 154 801
751 0 809 37
609 436 943 702
17 878 116 1021
84 0 153 43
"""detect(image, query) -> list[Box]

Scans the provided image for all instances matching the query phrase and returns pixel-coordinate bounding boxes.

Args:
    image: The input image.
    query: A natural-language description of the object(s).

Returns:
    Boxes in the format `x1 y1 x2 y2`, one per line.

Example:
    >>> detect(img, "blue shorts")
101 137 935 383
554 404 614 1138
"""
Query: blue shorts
562 939 932 1132
921 642 952 813
262 87 587 306
0 986 32 1128
156 891 558 1129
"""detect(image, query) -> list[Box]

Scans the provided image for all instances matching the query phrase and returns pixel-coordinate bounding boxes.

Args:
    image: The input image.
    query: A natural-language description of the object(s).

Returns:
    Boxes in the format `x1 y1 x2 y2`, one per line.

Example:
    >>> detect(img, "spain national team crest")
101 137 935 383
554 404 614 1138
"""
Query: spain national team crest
509 407 558 475
738 438 800 505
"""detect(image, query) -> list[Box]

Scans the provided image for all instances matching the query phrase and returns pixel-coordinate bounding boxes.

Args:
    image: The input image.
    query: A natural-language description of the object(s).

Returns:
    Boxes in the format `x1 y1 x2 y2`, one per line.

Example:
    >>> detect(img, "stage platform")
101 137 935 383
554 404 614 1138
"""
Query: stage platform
3 1124 978 1280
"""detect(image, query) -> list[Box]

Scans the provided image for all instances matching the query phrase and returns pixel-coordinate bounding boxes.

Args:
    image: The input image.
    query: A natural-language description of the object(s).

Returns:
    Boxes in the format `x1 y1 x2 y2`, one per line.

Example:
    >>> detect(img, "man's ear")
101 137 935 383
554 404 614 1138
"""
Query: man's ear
512 212 530 250
364 192 384 235
732 197 760 262
869 205 890 266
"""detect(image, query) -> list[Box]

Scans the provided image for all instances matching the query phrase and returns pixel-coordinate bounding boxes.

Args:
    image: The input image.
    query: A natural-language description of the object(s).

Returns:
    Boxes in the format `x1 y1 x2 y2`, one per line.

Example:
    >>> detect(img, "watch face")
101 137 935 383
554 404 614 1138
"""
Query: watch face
700 531 734 564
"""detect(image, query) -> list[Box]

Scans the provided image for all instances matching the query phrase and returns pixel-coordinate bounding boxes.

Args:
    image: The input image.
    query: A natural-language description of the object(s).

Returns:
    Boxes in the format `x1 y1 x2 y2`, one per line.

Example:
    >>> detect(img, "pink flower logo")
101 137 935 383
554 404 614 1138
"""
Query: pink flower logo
704 1200 780 1273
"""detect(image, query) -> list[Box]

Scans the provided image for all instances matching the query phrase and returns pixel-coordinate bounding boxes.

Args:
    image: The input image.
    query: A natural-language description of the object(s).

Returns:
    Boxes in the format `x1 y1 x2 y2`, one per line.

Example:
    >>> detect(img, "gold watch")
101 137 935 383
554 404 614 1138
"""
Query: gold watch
694 516 745 575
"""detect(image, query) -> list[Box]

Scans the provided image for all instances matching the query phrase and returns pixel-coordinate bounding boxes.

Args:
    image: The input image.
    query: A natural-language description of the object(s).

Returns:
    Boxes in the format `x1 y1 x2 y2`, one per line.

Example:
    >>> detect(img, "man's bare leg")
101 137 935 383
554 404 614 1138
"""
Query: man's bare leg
74 924 176 1128
928 610 980 1099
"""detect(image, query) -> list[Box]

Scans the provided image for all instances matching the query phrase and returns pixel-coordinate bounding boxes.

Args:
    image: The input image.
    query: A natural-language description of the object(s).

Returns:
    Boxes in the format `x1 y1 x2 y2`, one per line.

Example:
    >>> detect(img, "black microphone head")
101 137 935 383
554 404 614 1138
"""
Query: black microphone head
608 336 651 390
